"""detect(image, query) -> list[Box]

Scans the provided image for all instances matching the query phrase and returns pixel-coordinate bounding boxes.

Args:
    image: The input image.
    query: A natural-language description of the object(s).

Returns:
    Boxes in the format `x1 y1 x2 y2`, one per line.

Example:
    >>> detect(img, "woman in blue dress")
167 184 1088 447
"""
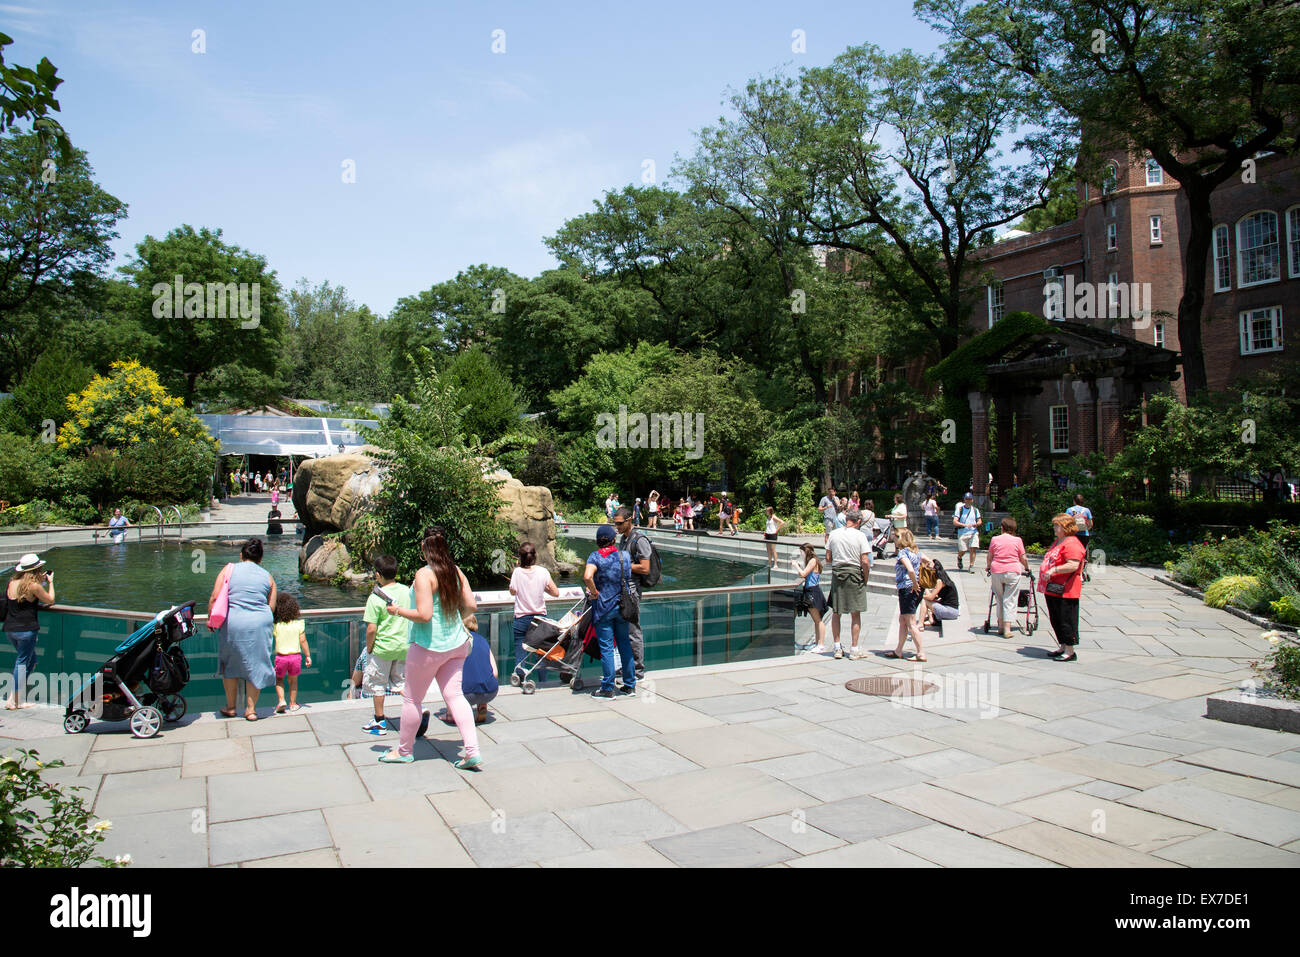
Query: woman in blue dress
208 538 277 720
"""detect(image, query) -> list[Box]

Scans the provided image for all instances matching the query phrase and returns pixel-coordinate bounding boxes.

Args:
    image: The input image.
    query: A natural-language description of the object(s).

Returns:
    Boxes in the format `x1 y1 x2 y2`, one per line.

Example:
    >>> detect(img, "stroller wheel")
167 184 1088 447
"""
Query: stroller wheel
523 680 537 695
129 705 163 739
509 672 522 688
157 693 187 722
63 711 89 734
570 677 584 692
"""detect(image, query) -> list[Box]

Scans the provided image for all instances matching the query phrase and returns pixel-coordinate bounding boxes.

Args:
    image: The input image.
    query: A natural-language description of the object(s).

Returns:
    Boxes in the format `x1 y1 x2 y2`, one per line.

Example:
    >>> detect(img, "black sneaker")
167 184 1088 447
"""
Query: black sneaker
417 710 431 738
591 688 616 699
617 685 635 696
956 557 963 570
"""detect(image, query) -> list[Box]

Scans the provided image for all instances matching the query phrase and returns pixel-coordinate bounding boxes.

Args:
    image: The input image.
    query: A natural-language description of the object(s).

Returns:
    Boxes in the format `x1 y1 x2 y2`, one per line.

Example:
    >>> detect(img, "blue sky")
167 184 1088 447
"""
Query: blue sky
5 0 944 315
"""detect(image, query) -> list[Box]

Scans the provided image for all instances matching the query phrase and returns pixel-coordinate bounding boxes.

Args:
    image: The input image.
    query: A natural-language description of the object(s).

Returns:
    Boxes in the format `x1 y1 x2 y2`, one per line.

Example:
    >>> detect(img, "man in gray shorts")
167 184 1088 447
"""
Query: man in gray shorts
818 485 839 544
824 508 872 659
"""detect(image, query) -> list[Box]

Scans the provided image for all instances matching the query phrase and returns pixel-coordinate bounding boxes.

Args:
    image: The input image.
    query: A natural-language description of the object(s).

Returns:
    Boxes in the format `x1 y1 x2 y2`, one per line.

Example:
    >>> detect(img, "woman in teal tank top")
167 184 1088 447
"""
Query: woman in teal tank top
380 527 482 769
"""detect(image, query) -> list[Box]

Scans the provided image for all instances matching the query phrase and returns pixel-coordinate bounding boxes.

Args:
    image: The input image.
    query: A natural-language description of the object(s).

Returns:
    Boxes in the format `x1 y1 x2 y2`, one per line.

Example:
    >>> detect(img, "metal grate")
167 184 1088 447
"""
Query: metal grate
845 676 938 697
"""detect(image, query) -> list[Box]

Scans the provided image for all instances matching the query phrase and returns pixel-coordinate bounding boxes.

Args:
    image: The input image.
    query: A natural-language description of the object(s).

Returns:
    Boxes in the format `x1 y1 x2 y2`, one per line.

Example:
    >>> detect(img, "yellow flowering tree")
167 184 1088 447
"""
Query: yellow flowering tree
56 360 217 507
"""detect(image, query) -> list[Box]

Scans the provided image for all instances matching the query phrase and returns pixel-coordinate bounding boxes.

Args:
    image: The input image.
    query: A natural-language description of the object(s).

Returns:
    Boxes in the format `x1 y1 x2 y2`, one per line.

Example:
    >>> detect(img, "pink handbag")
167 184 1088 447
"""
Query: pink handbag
208 564 233 629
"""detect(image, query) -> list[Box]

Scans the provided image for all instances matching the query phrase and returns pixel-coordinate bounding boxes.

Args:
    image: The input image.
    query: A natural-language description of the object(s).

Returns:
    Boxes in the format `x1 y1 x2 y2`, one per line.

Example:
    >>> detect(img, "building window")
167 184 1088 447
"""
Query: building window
1239 306 1283 355
1214 224 1231 291
987 283 1004 327
1049 405 1069 454
1288 206 1300 278
1043 266 1064 321
1155 321 1165 348
1237 210 1280 287
1145 158 1163 185
1150 215 1162 244
1101 164 1118 195
1105 200 1116 219
1107 223 1117 251
1107 271 1119 311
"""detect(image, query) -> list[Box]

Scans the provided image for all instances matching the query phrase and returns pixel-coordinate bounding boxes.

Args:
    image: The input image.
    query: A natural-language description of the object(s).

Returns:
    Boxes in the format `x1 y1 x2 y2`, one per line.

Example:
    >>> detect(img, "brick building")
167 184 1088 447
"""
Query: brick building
970 148 1300 476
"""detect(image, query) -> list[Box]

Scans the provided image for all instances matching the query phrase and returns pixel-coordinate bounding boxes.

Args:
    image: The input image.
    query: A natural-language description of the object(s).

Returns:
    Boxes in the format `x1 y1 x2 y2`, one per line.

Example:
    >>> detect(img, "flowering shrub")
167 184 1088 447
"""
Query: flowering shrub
1253 633 1300 701
0 749 129 867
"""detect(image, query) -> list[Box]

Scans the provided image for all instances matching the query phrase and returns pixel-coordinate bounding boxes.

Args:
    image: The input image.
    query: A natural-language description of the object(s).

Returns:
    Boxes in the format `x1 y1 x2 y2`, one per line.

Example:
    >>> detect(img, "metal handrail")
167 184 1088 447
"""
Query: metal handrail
44 579 799 623
137 505 164 538
166 505 182 535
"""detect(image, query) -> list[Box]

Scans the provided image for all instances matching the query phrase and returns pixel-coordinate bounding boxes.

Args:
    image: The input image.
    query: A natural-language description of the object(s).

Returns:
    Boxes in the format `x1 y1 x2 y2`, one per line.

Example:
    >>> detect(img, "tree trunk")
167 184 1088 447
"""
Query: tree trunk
1176 187 1213 400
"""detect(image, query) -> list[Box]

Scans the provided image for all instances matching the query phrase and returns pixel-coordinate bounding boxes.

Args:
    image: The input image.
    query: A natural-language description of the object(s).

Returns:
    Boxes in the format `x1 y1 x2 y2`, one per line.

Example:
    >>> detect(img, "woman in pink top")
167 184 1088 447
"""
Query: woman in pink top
508 542 559 681
984 516 1030 639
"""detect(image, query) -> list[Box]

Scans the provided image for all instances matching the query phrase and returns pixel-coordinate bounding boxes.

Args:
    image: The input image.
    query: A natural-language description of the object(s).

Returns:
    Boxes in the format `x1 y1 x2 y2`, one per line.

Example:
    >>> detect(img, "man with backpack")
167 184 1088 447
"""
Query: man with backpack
953 492 982 572
615 506 659 680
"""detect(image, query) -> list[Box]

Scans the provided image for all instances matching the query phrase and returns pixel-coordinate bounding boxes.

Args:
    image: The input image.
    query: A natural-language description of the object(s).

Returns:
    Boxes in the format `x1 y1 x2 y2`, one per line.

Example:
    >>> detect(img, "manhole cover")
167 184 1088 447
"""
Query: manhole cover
845 676 939 697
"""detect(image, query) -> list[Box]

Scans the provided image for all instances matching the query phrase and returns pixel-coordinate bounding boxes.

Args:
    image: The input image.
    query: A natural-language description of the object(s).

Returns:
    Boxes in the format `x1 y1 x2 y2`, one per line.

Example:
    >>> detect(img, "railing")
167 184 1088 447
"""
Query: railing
4 578 800 715
166 506 183 535
136 505 164 540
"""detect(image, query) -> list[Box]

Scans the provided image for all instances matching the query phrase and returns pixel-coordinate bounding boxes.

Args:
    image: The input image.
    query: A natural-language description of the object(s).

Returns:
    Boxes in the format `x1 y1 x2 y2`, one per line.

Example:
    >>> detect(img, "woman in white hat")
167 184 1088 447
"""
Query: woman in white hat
5 554 54 709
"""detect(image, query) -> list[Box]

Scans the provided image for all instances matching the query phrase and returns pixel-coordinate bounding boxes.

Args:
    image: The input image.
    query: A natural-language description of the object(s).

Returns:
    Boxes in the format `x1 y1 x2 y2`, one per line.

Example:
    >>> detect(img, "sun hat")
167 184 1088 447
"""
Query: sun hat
14 553 45 572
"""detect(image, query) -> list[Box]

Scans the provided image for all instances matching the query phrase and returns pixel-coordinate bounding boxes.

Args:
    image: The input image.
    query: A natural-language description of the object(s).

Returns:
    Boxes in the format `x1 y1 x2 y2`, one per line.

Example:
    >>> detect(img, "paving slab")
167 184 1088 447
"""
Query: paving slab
254 744 352 771
209 809 332 866
648 674 751 700
746 813 846 855
632 766 810 831
85 719 229 748
873 783 1032 837
602 697 723 733
557 798 688 849
207 763 369 823
1032 716 1130 745
227 714 312 737
1122 781 1300 847
1176 748 1300 788
743 751 850 781
801 794 933 843
538 842 676 868
785 839 939 868
326 795 475 867
356 755 469 800
681 692 795 717
467 760 635 818
549 713 657 744
1123 674 1237 700
1074 741 1180 766
652 724 805 767
1010 789 1207 853
475 717 570 745
777 728 907 766
95 807 209 867
917 720 1074 763
1183 769 1295 800
427 787 496 827
884 822 1058 868
524 735 602 764
875 734 952 758
7 733 94 766
83 743 184 775
897 748 998 778
990 821 1178 867
251 730 319 752
930 760 1092 805
181 737 254 777
1151 831 1300 868
94 766 208 818
1030 752 1182 791
649 823 798 868
240 848 341 867
454 811 588 868
593 742 702 784
788 762 931 803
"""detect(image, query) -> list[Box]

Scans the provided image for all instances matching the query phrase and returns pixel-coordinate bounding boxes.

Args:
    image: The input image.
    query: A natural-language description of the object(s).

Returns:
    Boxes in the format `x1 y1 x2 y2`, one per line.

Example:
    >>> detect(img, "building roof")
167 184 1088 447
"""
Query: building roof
197 414 379 457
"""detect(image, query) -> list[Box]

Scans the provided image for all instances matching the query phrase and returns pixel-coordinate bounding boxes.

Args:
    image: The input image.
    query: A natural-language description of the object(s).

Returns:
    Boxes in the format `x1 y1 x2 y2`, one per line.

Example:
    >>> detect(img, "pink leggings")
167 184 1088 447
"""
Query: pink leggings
399 640 478 759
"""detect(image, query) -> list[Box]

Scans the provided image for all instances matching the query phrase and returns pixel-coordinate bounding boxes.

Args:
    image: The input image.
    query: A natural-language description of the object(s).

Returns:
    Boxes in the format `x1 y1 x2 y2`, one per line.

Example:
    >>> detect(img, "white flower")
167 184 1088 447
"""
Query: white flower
88 820 112 834
1261 631 1284 644
114 854 132 865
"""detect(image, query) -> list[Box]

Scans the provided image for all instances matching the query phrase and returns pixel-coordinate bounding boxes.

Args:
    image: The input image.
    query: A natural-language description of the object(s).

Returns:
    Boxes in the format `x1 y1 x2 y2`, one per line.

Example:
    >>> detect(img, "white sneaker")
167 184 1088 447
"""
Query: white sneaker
833 645 843 660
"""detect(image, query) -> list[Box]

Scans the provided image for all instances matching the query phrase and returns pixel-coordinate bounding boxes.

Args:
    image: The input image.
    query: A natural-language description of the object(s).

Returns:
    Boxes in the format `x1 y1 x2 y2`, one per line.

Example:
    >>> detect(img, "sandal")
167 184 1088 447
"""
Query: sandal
275 704 287 714
912 655 929 662
220 708 237 718
883 650 902 659
244 712 258 721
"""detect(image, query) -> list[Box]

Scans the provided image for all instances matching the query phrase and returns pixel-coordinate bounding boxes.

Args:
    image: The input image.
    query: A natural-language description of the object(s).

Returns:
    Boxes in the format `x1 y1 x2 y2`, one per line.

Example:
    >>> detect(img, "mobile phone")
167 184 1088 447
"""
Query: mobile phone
371 586 393 604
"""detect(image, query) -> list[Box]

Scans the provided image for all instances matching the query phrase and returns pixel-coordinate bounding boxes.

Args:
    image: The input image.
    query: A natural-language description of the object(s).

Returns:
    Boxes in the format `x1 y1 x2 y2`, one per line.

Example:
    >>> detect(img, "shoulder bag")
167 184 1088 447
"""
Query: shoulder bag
208 564 233 630
618 551 640 623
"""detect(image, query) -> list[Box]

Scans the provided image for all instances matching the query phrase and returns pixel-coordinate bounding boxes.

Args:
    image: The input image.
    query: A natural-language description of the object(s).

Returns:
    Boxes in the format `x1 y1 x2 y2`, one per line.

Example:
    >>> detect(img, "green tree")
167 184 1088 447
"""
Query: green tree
0 34 68 152
0 133 127 385
0 349 93 436
920 0 1300 398
445 346 525 444
123 225 287 407
285 279 392 402
355 349 516 581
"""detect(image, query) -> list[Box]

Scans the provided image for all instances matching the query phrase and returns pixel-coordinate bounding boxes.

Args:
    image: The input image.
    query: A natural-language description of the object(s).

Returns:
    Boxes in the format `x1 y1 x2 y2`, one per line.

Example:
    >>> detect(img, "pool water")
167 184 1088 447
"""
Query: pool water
39 536 761 613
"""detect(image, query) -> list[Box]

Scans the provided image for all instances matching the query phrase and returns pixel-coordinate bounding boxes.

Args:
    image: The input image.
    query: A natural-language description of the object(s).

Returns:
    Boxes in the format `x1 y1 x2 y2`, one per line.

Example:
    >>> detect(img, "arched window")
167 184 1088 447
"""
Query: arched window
1237 211 1280 287
1101 163 1118 195
1287 205 1300 278
1145 158 1163 185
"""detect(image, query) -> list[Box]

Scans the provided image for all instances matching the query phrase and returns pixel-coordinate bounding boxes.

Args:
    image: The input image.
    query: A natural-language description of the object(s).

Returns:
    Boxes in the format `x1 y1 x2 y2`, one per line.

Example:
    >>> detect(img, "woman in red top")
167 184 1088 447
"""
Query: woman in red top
1038 514 1087 661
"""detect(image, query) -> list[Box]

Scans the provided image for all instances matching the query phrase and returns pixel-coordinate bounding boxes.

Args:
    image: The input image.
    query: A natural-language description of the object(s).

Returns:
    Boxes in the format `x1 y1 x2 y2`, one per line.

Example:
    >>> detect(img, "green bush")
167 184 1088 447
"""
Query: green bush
1203 575 1268 613
0 749 128 867
1268 596 1300 625
0 432 58 504
1254 635 1300 701
1101 515 1178 566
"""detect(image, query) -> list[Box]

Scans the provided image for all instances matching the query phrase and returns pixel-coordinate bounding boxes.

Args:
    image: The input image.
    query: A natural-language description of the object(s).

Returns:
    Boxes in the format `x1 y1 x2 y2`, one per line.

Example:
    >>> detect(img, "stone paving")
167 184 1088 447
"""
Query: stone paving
3 547 1299 868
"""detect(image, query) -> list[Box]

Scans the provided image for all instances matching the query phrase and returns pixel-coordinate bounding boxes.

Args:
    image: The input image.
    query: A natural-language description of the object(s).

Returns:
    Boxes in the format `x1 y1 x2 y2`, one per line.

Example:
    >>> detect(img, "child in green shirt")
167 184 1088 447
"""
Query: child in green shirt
361 555 423 736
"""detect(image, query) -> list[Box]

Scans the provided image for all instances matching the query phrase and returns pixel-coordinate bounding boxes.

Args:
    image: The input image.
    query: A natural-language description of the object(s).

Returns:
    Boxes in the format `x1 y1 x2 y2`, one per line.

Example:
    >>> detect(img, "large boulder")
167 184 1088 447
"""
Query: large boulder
302 537 349 580
292 452 384 538
492 472 558 571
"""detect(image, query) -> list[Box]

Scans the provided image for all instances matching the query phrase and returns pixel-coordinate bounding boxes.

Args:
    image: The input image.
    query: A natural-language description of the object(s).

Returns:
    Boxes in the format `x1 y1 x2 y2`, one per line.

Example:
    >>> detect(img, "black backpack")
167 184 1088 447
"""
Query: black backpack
631 531 663 588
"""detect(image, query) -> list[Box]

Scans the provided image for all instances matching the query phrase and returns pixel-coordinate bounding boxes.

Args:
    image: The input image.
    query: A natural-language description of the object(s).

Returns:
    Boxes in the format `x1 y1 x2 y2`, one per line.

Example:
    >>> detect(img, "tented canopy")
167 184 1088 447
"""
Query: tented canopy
198 414 378 458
